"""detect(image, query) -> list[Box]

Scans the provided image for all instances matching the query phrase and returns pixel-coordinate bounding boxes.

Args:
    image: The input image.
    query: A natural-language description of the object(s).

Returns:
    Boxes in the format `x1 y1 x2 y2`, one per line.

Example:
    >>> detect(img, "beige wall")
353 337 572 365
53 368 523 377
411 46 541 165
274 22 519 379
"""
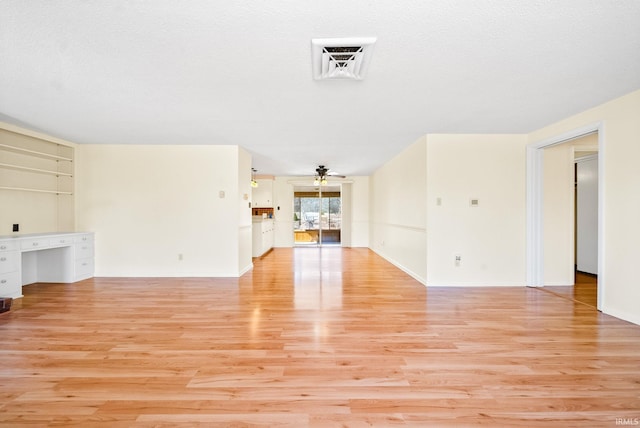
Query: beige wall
272 176 294 247
349 176 370 247
75 144 249 277
543 143 575 285
370 134 527 287
529 89 640 325
370 136 427 283
237 147 253 275
426 134 528 286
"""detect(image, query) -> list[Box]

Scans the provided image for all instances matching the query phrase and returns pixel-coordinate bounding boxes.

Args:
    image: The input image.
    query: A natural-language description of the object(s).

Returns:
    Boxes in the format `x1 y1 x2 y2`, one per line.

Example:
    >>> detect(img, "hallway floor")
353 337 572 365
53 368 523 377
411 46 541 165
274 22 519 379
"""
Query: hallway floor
544 271 598 308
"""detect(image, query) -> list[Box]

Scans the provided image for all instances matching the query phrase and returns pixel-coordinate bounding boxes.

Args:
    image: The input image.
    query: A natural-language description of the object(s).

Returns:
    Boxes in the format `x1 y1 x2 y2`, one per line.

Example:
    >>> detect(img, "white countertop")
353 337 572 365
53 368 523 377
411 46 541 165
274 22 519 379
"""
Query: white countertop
0 231 91 240
252 216 274 222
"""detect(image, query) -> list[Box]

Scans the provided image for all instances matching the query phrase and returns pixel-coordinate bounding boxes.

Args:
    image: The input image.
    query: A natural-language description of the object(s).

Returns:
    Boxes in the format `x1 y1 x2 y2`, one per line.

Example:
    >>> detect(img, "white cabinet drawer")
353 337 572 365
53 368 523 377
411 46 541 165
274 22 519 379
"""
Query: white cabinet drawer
75 243 94 259
0 241 18 252
0 271 21 298
49 236 74 247
74 258 94 280
20 238 50 251
74 234 94 244
0 251 19 274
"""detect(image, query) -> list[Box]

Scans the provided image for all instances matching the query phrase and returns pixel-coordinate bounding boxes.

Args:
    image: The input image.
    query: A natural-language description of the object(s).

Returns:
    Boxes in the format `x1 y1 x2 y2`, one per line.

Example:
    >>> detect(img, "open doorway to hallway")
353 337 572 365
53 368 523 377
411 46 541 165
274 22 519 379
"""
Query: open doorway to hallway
542 132 599 308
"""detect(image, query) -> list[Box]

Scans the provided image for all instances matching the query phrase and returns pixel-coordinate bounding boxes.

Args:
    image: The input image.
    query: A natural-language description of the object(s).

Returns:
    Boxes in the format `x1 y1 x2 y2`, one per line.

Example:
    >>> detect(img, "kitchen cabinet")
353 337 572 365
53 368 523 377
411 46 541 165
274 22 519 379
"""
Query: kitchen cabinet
252 179 273 208
252 219 274 257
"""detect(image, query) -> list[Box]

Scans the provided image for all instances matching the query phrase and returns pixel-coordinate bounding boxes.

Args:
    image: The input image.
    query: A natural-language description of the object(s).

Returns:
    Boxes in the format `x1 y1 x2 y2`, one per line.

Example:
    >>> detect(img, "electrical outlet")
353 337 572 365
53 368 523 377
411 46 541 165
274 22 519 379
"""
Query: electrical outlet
12 224 19 232
455 254 461 267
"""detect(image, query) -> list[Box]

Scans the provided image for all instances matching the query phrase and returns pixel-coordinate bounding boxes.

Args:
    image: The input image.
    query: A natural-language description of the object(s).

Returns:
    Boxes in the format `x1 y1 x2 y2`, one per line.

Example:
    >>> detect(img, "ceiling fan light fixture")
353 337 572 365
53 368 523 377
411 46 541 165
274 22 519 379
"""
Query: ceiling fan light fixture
314 165 331 185
313 177 328 186
251 168 259 187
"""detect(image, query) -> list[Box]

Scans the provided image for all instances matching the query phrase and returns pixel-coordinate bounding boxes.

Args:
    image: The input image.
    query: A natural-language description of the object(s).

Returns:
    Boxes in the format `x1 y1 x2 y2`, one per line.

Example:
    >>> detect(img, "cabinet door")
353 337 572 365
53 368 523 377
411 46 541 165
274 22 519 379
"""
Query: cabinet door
252 179 273 207
252 224 263 257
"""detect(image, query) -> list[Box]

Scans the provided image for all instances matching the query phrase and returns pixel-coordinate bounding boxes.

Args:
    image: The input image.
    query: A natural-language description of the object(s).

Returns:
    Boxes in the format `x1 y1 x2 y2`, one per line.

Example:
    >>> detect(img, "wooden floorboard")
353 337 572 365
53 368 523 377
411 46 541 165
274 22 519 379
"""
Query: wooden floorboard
544 271 598 308
1 247 639 427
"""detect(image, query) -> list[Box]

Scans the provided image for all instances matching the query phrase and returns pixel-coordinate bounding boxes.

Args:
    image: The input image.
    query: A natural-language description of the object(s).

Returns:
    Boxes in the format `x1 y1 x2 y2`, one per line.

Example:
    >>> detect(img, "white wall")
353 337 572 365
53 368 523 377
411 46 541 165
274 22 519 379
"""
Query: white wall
543 143 575 285
272 176 294 248
426 134 527 286
370 136 427 283
340 183 353 247
576 155 598 274
75 144 248 277
529 89 640 325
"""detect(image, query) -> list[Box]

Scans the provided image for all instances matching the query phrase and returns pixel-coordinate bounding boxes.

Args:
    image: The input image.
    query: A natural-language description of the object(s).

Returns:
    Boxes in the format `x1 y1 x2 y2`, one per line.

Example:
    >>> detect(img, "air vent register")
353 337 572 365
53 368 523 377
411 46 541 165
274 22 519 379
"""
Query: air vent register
311 37 376 80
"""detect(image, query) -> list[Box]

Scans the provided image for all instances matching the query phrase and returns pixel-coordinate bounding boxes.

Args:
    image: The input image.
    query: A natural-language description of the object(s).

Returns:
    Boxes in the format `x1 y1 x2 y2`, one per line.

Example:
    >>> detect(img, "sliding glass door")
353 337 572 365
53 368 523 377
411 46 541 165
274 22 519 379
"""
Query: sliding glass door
293 187 341 246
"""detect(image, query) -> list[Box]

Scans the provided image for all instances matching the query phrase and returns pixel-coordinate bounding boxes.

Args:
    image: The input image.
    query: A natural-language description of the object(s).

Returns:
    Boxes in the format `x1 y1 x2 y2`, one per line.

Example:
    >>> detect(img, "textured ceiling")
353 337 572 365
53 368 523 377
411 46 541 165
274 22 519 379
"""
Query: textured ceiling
1 1 640 177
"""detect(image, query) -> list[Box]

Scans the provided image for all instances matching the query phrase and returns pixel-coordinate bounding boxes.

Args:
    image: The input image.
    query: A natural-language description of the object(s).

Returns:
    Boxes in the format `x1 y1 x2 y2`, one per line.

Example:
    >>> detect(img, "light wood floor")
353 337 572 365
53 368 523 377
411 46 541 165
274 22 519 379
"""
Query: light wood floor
1 248 639 427
544 271 598 308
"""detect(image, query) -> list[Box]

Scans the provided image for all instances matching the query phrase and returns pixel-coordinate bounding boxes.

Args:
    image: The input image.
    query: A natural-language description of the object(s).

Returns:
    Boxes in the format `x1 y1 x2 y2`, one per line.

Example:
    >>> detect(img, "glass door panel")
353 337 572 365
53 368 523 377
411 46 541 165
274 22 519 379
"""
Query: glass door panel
320 196 341 244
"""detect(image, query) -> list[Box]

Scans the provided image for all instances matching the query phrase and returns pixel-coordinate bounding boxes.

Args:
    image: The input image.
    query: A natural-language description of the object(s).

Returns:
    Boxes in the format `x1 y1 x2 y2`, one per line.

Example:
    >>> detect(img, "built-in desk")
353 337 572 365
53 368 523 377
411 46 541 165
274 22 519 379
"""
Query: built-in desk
0 232 94 299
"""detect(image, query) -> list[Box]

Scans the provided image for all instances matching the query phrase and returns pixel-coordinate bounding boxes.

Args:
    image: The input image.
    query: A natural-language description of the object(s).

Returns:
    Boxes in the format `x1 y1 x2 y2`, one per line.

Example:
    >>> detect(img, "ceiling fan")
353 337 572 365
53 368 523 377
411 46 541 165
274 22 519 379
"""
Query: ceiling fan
314 165 345 185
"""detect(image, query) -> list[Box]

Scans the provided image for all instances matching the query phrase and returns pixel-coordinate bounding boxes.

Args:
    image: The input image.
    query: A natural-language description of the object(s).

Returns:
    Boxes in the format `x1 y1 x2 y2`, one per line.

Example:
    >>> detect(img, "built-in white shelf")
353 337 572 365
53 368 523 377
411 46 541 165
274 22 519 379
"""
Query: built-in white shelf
0 186 73 195
0 125 76 233
0 162 73 177
0 143 73 162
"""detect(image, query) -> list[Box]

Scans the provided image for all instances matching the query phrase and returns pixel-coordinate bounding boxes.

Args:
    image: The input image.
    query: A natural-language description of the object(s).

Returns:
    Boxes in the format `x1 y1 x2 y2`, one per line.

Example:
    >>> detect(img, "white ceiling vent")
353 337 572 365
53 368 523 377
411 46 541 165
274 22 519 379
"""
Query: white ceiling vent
311 37 376 80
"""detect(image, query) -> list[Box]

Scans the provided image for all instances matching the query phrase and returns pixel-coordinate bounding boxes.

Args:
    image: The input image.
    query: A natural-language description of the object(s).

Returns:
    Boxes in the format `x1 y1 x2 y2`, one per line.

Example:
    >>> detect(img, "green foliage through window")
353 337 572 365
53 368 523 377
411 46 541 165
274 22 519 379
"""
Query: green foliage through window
293 195 341 230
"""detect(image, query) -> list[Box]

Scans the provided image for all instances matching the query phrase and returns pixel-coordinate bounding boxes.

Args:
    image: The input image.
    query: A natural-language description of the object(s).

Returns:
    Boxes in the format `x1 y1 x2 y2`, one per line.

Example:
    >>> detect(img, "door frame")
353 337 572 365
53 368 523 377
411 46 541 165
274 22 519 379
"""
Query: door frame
291 185 343 247
526 122 604 310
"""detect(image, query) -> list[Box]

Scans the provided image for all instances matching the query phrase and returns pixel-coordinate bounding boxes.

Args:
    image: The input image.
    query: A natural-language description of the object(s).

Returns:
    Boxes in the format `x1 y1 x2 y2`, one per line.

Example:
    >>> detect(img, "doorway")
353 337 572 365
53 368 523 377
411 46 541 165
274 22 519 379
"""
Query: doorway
573 151 598 307
293 186 342 246
540 136 598 307
526 123 603 310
